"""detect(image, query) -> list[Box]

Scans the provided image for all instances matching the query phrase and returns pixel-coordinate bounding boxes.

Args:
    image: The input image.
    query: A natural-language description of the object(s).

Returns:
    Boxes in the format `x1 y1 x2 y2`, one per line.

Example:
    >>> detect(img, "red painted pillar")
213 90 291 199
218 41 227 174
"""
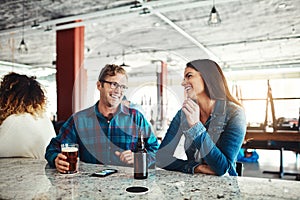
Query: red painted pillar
161 61 167 125
156 61 167 130
56 24 86 121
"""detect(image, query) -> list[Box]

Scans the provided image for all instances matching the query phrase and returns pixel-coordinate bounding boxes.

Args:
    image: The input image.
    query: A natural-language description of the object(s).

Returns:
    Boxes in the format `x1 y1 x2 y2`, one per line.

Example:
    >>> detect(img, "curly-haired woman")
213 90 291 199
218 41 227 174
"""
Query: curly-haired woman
0 72 56 159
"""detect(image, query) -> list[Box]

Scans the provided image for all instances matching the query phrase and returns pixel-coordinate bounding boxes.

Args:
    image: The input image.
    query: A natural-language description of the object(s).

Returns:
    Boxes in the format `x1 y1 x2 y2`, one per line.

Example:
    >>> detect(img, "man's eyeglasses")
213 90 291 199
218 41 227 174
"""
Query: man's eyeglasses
100 80 128 91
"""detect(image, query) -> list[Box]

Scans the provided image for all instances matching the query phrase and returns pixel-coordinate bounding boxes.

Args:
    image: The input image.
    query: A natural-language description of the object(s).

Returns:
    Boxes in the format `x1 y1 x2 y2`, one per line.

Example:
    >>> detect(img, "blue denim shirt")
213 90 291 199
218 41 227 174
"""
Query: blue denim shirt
156 100 246 176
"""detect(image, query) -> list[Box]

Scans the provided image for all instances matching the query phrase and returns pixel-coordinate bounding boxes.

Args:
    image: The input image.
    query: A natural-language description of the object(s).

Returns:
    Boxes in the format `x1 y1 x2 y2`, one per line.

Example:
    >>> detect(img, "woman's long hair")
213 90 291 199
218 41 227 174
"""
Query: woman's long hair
186 59 242 107
0 72 46 125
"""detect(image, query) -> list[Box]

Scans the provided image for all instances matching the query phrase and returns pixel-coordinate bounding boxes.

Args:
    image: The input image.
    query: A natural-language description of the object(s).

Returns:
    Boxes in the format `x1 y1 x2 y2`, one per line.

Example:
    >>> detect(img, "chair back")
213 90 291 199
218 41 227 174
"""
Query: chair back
236 162 243 176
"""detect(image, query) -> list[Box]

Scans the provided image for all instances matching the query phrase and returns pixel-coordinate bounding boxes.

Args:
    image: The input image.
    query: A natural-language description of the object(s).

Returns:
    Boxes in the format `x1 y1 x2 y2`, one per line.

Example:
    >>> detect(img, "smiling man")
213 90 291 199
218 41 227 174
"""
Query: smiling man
45 64 159 174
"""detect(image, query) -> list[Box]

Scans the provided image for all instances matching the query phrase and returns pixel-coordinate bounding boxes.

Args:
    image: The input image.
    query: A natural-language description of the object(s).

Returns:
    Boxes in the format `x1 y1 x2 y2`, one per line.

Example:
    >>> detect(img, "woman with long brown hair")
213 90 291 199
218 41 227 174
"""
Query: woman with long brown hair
157 59 246 176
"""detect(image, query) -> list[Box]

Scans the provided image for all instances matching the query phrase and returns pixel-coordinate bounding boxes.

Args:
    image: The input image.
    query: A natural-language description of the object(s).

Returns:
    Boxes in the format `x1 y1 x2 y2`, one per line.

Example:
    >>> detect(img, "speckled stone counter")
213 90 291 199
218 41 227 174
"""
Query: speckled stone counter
0 158 299 199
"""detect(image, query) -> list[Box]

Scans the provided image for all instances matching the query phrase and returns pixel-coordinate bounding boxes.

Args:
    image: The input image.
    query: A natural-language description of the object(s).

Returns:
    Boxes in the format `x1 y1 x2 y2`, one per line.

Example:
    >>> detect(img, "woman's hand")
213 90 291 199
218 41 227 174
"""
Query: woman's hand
182 98 200 127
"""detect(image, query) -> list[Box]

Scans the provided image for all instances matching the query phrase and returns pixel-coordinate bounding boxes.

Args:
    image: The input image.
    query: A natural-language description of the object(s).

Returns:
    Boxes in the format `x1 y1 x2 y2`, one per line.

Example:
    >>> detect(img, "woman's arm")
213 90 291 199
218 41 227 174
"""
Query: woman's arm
189 105 246 176
194 164 216 175
156 110 200 173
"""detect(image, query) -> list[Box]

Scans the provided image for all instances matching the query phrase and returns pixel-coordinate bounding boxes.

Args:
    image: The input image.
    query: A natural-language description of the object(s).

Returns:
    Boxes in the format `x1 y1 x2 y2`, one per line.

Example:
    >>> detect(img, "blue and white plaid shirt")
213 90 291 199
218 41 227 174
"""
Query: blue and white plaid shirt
45 101 159 168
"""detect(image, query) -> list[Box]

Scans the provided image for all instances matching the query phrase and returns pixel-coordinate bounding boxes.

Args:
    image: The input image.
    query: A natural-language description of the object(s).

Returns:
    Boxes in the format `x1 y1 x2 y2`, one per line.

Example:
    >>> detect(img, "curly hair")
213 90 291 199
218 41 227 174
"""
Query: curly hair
0 72 47 125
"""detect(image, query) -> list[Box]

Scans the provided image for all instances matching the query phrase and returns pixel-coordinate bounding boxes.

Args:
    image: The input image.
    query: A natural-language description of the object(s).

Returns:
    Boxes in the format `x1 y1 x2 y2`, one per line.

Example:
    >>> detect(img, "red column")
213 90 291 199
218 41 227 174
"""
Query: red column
161 61 168 125
56 24 86 121
156 61 167 130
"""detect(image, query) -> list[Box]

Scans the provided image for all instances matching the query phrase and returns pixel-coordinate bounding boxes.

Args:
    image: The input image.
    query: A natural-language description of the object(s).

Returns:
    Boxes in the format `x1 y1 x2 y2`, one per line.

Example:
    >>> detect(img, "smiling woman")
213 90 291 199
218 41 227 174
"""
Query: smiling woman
156 59 247 176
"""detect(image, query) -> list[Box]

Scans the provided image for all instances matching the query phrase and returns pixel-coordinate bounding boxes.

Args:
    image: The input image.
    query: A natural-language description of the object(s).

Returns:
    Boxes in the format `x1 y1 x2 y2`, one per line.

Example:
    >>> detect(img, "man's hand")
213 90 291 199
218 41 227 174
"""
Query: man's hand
194 164 216 175
54 153 69 173
115 150 133 165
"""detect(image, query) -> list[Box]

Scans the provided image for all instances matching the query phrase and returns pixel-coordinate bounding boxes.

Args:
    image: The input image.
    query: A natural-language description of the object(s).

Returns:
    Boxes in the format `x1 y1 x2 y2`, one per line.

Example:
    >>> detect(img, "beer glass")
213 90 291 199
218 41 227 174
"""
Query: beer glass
61 143 79 174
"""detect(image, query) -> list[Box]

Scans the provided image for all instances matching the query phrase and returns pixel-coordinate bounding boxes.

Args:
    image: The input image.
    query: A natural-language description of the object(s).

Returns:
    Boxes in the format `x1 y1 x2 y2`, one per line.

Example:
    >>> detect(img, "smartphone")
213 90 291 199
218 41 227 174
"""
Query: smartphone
91 169 118 177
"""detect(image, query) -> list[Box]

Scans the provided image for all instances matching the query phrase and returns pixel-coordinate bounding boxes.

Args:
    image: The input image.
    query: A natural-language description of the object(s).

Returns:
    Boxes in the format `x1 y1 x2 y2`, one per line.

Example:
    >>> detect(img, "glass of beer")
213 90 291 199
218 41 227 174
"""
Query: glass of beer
61 143 79 174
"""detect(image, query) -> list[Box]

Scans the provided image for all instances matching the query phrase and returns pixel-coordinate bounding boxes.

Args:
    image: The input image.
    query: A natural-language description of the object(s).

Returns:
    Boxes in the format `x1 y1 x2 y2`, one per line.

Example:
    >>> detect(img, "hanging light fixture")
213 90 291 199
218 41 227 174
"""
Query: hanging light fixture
18 0 28 53
31 20 41 29
208 0 221 26
44 25 53 32
139 7 151 15
130 1 142 9
120 50 130 67
31 2 41 29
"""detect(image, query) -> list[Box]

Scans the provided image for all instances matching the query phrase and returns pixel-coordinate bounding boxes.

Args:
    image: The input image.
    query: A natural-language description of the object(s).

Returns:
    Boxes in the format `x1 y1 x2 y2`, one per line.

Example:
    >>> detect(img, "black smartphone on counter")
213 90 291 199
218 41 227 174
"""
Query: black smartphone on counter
90 169 118 177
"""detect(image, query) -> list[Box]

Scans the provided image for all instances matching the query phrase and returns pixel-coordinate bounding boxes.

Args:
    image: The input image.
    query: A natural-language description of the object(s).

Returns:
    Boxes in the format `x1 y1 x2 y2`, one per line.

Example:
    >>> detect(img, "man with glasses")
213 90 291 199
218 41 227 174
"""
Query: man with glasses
45 64 159 174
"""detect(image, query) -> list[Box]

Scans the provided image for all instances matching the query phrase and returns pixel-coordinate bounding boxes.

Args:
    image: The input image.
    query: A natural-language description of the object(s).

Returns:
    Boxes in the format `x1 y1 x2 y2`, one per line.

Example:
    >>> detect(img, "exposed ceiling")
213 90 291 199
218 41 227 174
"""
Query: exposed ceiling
1 0 300 82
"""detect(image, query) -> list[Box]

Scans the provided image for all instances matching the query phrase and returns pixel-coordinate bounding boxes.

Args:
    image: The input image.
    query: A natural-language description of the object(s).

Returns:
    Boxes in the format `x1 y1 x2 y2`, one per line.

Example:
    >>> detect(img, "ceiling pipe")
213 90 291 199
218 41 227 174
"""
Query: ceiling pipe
153 9 221 63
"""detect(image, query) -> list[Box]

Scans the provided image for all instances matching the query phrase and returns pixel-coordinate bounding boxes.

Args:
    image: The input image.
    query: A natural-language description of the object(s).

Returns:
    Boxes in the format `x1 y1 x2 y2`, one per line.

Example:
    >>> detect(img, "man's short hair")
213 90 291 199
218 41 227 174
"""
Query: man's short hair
98 64 128 81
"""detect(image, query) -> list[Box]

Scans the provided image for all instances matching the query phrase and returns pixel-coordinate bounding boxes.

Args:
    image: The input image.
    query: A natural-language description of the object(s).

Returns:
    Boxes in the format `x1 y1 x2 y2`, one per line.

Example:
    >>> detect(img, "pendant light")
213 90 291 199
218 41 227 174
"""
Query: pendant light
130 1 142 9
18 0 28 53
31 1 41 29
120 50 130 67
31 20 41 29
208 0 221 26
139 7 151 15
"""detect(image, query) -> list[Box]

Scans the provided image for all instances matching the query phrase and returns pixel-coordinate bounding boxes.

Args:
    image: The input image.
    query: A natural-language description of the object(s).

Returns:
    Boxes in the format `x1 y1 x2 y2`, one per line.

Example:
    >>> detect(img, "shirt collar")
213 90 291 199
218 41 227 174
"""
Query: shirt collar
212 99 226 117
93 101 130 118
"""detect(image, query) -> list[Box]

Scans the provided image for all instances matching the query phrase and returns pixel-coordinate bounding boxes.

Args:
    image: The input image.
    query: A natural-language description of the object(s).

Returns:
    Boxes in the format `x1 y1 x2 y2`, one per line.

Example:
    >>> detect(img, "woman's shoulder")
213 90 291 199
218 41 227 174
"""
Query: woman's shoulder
0 112 55 137
2 113 35 123
226 100 244 111
5 112 51 122
225 101 246 120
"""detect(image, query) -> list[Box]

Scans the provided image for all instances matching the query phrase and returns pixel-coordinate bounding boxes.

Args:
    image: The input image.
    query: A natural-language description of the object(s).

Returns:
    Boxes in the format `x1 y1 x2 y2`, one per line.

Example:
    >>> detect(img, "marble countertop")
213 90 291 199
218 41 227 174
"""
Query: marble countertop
0 158 299 199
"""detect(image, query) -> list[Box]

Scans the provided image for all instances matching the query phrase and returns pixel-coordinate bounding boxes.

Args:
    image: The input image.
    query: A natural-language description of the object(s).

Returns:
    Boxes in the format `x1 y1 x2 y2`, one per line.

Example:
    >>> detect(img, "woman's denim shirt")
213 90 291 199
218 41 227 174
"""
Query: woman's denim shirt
156 100 246 176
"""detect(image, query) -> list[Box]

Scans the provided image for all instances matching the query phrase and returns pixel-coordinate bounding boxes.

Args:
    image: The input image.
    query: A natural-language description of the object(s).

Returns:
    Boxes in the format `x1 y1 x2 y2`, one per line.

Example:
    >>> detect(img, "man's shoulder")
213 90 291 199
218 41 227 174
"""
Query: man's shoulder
120 103 141 116
128 106 145 117
73 105 95 118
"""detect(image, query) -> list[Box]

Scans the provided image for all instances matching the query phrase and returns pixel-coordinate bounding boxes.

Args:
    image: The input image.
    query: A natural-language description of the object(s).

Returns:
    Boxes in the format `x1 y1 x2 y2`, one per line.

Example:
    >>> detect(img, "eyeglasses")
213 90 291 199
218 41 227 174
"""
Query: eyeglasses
100 80 128 91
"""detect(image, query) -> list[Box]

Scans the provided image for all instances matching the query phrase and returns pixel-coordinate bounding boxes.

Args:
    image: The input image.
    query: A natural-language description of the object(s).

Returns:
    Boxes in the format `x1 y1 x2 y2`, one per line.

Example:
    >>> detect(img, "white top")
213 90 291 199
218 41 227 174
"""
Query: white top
0 113 56 159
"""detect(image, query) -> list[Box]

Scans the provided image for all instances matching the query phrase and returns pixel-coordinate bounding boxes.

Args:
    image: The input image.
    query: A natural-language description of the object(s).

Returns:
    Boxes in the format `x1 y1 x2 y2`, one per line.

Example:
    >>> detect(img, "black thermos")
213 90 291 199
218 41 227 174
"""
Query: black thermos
134 131 148 179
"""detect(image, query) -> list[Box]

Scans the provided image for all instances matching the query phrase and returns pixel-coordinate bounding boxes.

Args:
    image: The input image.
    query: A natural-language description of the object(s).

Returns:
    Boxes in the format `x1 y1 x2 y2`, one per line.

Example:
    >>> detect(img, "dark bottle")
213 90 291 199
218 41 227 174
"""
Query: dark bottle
134 131 148 179
298 107 300 132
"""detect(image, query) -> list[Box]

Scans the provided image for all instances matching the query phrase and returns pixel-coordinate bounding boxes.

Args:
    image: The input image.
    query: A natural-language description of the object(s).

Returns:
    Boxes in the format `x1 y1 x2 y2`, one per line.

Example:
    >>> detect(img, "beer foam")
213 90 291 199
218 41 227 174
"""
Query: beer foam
62 147 78 152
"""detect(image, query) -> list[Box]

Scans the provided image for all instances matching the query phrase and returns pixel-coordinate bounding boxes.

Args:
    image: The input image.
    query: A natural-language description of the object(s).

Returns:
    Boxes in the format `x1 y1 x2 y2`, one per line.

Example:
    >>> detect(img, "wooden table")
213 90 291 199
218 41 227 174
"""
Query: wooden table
244 130 300 143
242 130 300 179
